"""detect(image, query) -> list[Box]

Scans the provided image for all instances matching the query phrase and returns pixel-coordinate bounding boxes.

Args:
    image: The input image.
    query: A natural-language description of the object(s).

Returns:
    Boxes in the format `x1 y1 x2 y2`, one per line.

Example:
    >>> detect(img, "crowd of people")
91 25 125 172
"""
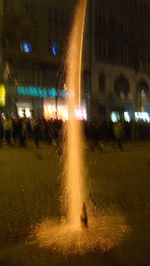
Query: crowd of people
0 113 63 148
0 112 150 151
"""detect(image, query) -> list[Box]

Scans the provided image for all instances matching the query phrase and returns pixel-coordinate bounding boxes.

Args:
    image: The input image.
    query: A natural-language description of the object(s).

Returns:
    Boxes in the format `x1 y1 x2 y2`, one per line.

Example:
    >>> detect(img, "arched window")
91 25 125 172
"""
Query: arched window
136 80 149 111
114 76 129 100
137 80 149 96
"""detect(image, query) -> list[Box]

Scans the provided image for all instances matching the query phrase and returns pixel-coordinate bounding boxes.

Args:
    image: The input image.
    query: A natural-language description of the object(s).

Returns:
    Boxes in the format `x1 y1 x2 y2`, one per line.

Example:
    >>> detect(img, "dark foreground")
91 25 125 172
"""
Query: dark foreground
0 141 150 266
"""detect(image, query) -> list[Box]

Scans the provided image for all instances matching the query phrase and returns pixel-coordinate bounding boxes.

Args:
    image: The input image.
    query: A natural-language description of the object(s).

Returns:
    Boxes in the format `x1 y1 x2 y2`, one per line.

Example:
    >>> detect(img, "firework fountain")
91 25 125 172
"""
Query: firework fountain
33 0 130 253
64 0 87 229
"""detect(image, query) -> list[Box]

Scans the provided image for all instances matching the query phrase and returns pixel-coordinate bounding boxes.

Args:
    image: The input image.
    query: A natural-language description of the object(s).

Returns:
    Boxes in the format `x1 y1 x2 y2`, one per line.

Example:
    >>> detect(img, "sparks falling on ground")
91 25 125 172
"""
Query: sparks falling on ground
33 209 131 254
32 0 131 253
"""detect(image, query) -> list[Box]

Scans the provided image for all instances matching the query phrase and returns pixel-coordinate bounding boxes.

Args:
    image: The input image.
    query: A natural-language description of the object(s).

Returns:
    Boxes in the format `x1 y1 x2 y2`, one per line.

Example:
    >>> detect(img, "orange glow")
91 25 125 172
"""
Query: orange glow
43 104 68 121
43 104 87 121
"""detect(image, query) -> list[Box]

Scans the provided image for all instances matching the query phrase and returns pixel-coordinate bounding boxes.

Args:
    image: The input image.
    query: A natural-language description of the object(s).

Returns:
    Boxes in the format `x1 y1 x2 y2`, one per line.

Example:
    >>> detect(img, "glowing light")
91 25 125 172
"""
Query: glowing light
0 84 6 107
18 107 32 118
17 85 67 98
124 112 130 122
110 112 120 123
20 41 32 53
1 113 5 119
18 108 24 118
52 41 58 56
25 108 32 118
135 112 150 122
43 103 86 121
28 42 32 52
74 106 87 120
44 104 68 121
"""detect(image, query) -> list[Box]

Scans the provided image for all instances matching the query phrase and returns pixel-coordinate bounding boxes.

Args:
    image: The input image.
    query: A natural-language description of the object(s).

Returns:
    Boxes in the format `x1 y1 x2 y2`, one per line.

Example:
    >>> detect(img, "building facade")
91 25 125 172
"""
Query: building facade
0 0 82 120
89 0 150 122
1 0 150 122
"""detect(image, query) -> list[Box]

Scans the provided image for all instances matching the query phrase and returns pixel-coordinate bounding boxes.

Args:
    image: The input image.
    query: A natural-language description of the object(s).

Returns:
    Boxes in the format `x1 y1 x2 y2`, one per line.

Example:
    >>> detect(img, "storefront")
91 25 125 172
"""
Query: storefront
3 83 87 120
16 85 67 118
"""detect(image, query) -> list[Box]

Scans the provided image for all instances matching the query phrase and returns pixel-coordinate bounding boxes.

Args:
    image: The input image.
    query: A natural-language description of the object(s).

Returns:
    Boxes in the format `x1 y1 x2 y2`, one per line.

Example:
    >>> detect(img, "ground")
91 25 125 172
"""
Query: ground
0 141 150 265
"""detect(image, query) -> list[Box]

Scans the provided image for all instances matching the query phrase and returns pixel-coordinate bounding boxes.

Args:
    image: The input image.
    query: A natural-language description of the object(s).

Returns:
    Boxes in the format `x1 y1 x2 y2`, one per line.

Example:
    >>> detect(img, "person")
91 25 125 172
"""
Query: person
3 115 12 145
21 118 27 147
26 118 32 138
31 117 39 147
12 117 18 144
0 113 3 144
113 121 124 150
80 202 88 228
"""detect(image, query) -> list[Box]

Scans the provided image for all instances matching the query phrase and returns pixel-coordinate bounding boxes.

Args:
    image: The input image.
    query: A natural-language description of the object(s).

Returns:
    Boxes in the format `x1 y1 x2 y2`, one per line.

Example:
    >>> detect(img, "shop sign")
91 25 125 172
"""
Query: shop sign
0 84 6 107
17 86 67 98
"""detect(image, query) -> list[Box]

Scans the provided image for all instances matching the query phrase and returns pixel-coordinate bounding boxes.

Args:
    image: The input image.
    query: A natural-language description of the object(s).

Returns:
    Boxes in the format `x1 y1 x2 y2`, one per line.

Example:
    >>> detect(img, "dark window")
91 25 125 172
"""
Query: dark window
25 4 29 14
99 106 106 118
96 9 107 27
60 13 65 27
139 49 148 71
117 16 127 35
24 4 32 16
96 39 108 60
3 0 8 10
2 38 7 48
54 8 59 26
116 41 128 63
48 7 53 24
99 72 105 93
140 25 148 41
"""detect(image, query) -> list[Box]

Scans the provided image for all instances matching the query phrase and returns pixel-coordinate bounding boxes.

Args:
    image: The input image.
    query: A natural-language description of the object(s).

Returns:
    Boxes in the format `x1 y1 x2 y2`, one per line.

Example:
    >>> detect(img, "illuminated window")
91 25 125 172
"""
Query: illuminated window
135 112 150 122
110 112 120 123
124 112 130 122
20 41 32 53
52 41 58 56
136 80 149 111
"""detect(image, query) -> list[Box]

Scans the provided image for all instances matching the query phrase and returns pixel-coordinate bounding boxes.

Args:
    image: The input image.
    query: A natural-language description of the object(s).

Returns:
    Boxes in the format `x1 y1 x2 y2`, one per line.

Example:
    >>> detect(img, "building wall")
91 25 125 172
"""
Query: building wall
2 0 150 120
1 0 76 116
89 0 150 120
